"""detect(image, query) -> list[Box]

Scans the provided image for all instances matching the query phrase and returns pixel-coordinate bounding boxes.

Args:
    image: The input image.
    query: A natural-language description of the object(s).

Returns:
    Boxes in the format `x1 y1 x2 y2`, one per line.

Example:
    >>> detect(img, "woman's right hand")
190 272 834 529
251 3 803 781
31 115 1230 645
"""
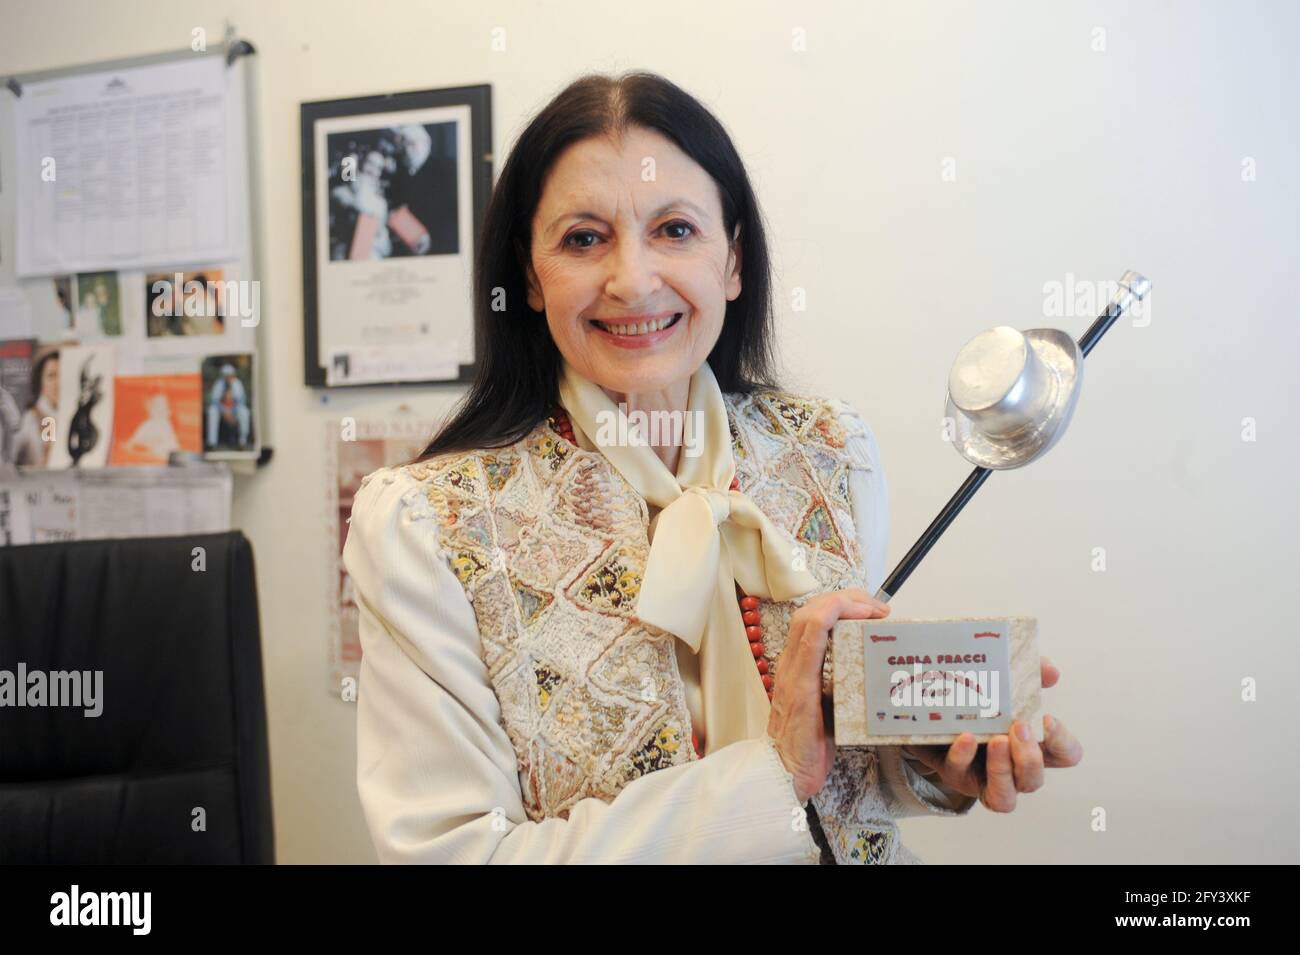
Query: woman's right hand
767 588 891 803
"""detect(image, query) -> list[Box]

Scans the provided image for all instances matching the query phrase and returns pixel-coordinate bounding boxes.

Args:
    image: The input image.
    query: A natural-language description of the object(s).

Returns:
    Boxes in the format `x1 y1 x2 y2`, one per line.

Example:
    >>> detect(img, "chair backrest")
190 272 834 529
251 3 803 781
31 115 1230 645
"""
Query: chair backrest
0 531 274 863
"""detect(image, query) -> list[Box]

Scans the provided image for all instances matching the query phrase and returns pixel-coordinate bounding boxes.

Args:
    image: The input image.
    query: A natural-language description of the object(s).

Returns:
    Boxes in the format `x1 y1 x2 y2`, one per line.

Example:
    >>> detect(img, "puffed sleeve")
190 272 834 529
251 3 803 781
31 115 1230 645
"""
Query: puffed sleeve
835 403 977 819
345 466 823 864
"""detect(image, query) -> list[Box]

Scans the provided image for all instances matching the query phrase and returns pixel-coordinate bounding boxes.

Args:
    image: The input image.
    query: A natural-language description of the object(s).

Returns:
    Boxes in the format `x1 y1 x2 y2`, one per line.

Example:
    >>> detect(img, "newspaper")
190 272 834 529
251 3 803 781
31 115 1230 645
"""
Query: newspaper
0 463 232 545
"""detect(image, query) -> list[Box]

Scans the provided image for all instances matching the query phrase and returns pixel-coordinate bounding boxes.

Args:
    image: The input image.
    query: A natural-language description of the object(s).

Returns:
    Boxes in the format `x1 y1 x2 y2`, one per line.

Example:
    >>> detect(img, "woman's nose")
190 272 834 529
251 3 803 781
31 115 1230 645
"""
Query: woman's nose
604 237 660 302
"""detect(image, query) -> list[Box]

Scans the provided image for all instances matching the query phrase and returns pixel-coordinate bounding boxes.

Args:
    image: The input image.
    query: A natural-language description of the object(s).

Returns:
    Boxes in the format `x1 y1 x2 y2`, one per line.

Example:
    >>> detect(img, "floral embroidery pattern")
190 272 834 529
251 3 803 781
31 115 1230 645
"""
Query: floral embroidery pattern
573 547 641 615
848 827 894 864
535 663 562 711
628 721 684 778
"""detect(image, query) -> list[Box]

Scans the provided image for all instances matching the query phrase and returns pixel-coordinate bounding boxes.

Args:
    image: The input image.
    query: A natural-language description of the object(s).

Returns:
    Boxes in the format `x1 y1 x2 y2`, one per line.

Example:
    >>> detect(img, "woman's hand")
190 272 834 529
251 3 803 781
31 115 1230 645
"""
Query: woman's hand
900 656 1083 812
768 588 890 803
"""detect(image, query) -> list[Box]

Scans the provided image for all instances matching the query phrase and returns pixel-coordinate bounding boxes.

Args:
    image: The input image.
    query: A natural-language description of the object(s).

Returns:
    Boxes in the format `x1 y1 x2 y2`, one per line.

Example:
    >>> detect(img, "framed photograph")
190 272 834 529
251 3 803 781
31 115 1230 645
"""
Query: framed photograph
300 84 491 388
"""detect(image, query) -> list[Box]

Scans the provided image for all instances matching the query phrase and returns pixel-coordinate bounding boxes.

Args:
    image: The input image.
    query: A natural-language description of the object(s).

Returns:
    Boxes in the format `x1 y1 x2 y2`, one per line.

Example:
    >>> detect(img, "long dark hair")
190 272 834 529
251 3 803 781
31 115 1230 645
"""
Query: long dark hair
412 70 784 463
28 350 59 410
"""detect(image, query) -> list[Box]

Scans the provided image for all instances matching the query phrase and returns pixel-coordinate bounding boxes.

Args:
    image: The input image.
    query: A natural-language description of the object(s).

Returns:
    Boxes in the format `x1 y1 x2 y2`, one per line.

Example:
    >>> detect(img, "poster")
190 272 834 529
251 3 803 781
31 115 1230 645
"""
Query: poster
0 338 35 466
109 373 202 466
13 54 247 276
47 343 115 469
326 416 437 695
302 85 490 386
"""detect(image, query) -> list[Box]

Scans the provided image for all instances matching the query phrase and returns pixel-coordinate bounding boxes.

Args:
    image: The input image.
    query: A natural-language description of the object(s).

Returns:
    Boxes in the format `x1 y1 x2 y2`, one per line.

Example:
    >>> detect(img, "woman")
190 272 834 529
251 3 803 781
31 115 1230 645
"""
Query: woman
13 349 59 468
343 71 1082 864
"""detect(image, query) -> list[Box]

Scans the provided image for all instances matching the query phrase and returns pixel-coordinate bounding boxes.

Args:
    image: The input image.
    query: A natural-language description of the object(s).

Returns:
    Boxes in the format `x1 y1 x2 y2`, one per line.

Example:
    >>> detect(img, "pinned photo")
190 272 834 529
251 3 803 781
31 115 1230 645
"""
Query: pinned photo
9 344 60 468
200 353 257 457
0 338 36 467
146 270 227 337
109 374 202 466
47 344 114 469
74 271 122 338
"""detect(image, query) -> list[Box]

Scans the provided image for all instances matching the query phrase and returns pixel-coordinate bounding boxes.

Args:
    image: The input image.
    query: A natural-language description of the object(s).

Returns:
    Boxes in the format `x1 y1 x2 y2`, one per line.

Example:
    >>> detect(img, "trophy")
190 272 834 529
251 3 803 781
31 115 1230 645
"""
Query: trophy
833 271 1150 745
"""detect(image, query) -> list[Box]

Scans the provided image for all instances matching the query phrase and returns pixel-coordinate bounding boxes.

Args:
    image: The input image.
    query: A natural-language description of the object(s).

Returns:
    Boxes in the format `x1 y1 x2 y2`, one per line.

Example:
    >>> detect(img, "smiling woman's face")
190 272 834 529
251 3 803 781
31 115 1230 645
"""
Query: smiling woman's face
525 125 742 398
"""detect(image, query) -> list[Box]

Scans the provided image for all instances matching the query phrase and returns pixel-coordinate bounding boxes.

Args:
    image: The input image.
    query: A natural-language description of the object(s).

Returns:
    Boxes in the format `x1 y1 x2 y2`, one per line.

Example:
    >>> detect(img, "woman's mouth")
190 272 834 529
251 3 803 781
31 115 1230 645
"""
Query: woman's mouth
589 312 684 347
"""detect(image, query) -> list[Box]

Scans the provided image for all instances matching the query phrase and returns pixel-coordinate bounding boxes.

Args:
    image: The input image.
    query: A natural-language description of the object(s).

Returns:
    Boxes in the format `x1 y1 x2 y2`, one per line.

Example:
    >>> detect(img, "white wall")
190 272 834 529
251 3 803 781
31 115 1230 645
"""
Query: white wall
3 0 1296 863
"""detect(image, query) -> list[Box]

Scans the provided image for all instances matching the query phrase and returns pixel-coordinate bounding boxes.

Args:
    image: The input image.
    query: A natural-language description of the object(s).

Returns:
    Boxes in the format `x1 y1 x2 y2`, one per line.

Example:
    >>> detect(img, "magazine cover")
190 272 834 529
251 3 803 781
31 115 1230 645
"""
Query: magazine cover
109 373 202 466
46 344 114 469
0 338 35 466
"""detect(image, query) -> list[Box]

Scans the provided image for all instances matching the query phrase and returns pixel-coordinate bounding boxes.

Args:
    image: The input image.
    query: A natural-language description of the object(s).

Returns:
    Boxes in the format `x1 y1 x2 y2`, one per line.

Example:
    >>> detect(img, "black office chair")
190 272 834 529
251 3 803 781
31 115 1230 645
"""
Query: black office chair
0 531 274 863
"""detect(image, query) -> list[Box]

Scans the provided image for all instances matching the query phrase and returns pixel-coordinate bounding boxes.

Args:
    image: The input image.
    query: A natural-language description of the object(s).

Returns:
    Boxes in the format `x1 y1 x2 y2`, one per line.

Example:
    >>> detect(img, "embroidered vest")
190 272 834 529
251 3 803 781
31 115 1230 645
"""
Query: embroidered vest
404 389 905 863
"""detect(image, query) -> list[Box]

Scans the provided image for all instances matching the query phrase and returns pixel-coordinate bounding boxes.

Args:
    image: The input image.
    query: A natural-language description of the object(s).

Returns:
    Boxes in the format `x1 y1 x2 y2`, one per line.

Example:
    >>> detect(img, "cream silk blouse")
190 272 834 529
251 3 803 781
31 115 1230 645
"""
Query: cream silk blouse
345 406 974 864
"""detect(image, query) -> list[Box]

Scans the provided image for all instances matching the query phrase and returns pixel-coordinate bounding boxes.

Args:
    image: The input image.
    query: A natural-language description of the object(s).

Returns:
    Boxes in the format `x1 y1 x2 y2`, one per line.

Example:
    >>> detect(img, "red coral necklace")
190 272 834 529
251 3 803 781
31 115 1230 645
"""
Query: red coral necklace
551 407 769 759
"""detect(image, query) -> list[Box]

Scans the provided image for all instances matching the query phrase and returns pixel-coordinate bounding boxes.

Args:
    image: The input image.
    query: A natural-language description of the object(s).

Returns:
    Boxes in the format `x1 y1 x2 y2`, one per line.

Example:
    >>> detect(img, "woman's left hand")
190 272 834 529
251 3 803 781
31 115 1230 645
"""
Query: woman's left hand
900 656 1083 813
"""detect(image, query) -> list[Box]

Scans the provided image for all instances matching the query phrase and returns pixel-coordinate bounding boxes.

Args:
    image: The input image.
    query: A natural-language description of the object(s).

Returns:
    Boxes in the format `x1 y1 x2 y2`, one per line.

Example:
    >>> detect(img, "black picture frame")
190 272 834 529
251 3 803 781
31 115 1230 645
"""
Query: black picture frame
300 83 491 388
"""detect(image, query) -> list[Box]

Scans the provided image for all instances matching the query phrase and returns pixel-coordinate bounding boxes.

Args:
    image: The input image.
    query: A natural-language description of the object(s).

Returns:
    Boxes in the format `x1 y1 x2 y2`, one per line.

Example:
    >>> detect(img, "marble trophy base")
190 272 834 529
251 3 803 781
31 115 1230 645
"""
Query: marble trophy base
832 616 1042 746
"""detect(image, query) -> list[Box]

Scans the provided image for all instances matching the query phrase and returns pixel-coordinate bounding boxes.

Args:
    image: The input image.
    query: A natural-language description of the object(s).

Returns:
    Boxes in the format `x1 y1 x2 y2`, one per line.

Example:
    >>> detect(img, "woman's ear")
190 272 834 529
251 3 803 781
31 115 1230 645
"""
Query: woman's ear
517 240 544 312
726 222 743 301
524 263 544 312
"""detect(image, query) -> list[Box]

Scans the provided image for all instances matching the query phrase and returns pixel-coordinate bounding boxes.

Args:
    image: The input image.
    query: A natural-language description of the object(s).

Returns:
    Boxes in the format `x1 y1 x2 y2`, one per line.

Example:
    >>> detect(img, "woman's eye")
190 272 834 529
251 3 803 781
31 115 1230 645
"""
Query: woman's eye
563 220 694 251
564 230 601 250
